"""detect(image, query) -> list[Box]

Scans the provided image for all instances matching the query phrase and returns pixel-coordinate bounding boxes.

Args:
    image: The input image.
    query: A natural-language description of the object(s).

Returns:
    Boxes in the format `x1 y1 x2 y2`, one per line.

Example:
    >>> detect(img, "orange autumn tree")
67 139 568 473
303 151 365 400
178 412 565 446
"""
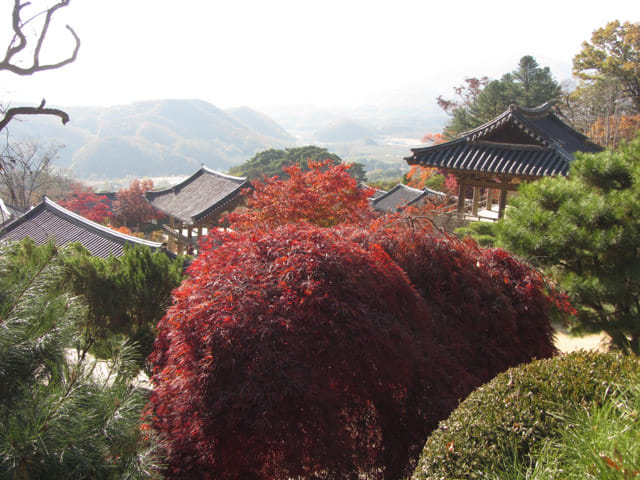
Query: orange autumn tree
227 159 376 230
589 114 640 148
405 134 444 190
405 133 460 194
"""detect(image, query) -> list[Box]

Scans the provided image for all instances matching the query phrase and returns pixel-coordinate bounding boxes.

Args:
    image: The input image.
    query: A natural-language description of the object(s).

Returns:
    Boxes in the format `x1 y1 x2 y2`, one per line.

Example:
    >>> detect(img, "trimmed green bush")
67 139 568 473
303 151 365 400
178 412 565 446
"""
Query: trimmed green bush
455 220 497 248
60 242 185 360
412 351 640 480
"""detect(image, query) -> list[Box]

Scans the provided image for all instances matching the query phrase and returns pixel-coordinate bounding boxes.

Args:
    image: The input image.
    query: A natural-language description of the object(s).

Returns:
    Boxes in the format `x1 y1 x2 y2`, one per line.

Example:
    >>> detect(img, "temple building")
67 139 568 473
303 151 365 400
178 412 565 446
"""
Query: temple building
0 197 171 258
405 103 602 222
144 166 249 254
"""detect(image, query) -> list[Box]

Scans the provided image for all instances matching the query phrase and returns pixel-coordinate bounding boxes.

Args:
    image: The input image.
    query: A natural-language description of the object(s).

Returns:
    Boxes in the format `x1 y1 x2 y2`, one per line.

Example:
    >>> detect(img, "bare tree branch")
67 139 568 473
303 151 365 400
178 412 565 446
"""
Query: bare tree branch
1 0 80 75
0 140 63 209
0 99 69 133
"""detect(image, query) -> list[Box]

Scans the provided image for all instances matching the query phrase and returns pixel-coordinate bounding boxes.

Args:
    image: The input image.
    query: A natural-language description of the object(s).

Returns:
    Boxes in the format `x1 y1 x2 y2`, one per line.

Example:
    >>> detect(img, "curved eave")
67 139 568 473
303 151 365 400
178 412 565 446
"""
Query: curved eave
144 167 249 224
144 169 204 201
465 111 552 147
149 180 249 225
406 141 572 177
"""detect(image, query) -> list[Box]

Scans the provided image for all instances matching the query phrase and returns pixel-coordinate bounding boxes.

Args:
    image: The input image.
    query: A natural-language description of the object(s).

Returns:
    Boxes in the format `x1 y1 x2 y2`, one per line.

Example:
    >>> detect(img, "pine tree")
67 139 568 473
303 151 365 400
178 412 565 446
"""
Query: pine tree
441 55 562 138
0 240 161 479
495 133 640 354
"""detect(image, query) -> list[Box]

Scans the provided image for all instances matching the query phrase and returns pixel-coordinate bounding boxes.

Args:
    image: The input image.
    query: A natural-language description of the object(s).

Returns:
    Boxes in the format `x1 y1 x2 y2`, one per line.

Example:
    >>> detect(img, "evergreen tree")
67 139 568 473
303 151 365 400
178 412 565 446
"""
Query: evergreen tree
228 145 366 183
0 240 161 478
441 55 562 138
511 55 562 107
494 133 640 354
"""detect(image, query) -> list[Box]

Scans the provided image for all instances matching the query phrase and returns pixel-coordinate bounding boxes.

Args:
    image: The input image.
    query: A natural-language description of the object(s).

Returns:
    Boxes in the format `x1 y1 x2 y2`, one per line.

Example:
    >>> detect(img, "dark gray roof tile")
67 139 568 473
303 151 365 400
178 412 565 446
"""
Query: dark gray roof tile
145 166 249 224
371 184 446 213
0 197 170 259
406 103 602 177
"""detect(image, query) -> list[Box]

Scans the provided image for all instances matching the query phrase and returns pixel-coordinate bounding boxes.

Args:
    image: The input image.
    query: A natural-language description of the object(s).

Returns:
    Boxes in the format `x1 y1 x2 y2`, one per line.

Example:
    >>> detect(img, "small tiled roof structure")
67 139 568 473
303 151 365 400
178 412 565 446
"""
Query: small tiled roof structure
144 166 249 254
371 184 446 213
0 196 171 258
145 166 249 225
405 103 602 219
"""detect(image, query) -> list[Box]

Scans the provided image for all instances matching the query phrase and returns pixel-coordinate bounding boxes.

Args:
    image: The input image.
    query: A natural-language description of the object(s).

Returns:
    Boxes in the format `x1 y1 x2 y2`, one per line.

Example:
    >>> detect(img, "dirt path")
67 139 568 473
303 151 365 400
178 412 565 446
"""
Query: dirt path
553 323 610 353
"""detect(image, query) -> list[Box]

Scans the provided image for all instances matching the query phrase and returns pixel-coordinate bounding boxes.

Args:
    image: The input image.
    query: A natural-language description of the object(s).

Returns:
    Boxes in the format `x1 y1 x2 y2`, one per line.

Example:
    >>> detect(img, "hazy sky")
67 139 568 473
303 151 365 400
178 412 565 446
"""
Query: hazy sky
1 0 638 111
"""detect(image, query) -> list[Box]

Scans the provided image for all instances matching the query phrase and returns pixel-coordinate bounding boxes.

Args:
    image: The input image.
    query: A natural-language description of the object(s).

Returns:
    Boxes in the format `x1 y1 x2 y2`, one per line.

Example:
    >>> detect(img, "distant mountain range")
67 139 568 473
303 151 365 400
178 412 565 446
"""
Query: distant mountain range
7 99 296 179
6 97 446 180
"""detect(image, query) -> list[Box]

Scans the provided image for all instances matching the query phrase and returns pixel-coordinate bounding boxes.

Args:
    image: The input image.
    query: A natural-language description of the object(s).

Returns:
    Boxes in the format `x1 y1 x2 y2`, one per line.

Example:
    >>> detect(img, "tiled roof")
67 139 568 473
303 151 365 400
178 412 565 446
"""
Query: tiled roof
406 103 602 177
371 184 446 213
408 140 573 177
0 197 170 259
145 166 249 224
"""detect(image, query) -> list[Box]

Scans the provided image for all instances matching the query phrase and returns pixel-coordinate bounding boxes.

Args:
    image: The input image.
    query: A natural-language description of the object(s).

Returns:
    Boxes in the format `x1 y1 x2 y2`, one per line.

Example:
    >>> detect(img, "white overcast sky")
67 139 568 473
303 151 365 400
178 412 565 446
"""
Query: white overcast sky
1 0 638 110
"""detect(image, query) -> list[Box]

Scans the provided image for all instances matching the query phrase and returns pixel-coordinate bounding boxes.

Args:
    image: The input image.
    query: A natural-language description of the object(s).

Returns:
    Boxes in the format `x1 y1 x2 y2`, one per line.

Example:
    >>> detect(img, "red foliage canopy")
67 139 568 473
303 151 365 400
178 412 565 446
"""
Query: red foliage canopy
227 159 376 230
59 184 113 224
148 220 564 479
149 225 467 480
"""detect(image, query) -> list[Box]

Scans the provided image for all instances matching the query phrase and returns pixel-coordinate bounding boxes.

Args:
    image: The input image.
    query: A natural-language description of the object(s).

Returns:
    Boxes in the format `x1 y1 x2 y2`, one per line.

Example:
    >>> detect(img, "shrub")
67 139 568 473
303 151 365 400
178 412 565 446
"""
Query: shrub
347 219 560 386
148 224 470 480
412 351 640 480
61 243 185 360
454 220 497 247
149 218 563 479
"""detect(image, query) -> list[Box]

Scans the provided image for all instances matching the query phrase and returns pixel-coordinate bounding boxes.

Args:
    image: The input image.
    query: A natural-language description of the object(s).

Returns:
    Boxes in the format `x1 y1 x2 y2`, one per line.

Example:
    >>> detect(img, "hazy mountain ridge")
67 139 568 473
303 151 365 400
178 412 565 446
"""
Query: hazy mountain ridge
7 99 297 179
7 96 447 181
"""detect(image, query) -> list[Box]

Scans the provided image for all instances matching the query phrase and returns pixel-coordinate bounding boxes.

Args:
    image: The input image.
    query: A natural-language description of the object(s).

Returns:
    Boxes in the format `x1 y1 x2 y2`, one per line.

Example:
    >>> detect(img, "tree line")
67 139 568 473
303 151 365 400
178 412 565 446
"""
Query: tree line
436 21 640 148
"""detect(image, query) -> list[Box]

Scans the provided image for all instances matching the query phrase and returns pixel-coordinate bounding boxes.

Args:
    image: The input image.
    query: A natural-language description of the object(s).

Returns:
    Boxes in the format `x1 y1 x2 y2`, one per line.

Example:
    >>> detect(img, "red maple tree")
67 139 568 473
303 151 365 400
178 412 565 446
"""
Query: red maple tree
149 224 470 480
226 159 376 230
59 184 113 224
113 179 163 228
147 218 566 479
146 155 568 478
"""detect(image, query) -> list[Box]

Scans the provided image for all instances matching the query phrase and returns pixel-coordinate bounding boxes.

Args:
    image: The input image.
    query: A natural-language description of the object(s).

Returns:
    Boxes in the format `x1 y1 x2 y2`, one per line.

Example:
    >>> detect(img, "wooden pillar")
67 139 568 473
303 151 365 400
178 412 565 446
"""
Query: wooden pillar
187 225 193 255
472 187 480 216
195 226 203 255
456 180 466 214
177 222 184 255
498 188 508 219
168 217 176 252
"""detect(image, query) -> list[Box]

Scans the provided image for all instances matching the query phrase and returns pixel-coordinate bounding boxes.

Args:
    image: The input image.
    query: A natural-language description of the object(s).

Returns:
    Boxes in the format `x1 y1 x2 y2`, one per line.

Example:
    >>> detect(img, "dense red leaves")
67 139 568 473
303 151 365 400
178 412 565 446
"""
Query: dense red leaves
149 225 467 479
60 184 113 223
227 159 376 230
149 217 562 479
346 218 558 384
